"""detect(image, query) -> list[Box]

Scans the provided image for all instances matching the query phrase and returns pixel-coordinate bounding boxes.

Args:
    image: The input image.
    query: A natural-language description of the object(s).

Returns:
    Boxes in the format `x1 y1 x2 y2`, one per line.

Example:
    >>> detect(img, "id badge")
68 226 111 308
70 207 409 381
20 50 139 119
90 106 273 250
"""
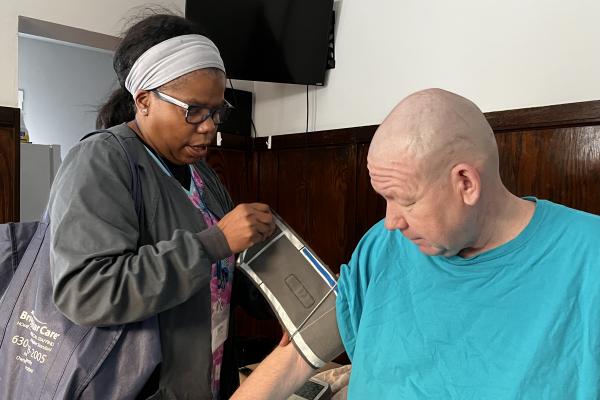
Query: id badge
211 301 230 351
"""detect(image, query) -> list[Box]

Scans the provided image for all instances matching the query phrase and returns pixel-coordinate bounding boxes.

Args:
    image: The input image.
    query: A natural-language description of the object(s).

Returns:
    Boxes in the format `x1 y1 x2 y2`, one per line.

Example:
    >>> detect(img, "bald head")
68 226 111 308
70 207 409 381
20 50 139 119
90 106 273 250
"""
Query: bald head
368 89 530 258
368 88 498 181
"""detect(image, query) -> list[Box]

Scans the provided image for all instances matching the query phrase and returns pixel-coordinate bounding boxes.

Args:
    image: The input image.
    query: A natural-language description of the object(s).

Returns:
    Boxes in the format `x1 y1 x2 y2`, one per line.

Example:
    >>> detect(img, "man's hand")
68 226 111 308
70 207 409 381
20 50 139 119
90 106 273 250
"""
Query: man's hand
217 203 276 253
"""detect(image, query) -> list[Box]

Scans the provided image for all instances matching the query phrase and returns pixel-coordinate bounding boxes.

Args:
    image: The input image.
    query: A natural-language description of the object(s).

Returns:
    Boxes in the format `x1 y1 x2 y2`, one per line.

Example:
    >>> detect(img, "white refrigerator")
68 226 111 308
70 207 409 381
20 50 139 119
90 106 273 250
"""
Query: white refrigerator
20 143 61 222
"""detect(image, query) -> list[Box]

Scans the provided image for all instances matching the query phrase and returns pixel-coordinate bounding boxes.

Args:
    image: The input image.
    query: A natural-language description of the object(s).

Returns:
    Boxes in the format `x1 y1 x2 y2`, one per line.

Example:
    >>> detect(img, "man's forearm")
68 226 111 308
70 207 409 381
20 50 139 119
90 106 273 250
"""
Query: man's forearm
231 343 315 400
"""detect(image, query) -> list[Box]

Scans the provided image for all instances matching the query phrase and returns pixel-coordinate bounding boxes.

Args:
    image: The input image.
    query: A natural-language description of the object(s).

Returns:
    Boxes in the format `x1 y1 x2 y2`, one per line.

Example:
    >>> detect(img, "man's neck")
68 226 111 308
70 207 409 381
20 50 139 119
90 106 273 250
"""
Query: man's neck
459 190 535 258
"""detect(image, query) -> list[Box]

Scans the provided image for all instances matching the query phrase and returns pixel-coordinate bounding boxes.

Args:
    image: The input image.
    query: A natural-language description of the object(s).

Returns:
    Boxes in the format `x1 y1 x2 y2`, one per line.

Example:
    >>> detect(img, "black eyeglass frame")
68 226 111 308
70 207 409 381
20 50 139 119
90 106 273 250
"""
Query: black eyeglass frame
152 89 234 125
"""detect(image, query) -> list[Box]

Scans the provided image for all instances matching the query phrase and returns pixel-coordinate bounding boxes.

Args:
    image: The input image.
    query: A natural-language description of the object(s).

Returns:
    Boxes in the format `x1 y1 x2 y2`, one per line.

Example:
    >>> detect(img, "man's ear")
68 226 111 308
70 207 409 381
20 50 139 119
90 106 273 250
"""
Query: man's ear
451 163 481 206
134 91 151 116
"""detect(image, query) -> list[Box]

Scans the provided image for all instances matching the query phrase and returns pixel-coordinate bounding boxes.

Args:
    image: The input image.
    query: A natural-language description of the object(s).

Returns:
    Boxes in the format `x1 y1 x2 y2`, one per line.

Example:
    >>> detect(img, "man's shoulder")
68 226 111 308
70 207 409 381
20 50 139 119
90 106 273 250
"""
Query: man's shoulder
356 219 391 250
351 219 411 265
362 219 388 238
535 200 600 258
539 199 600 231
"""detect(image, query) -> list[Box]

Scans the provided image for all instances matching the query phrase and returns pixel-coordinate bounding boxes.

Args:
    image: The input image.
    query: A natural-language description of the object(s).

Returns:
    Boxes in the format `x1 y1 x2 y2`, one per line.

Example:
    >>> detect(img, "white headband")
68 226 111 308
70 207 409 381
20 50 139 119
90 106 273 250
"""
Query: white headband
124 34 225 96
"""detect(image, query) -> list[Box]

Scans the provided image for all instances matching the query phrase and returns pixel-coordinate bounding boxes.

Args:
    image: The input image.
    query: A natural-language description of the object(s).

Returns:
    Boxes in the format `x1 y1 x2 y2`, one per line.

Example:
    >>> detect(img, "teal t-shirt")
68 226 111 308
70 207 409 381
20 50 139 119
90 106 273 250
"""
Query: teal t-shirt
337 199 600 399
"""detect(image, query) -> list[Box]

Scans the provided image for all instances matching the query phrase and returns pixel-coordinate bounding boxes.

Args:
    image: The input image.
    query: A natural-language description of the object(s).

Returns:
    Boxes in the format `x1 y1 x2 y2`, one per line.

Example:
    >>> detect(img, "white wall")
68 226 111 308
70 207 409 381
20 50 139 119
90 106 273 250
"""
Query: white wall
20 143 61 222
19 36 117 158
0 0 185 108
251 0 600 137
5 0 600 138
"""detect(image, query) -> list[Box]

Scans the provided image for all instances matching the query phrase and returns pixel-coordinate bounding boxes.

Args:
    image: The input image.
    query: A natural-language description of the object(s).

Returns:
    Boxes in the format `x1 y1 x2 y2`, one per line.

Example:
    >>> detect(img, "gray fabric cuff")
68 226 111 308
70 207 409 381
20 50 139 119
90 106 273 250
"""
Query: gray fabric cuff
197 225 232 262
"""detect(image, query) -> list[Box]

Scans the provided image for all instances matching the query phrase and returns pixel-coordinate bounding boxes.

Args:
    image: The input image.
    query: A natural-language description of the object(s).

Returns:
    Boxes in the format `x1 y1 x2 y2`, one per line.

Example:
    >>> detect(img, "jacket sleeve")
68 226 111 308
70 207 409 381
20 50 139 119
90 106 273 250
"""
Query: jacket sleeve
48 138 232 327
198 160 276 320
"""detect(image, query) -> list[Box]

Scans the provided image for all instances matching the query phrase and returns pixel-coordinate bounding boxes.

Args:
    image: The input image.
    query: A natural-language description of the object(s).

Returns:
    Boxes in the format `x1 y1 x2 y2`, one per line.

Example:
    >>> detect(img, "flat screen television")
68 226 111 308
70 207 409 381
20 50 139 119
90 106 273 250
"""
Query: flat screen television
185 0 334 86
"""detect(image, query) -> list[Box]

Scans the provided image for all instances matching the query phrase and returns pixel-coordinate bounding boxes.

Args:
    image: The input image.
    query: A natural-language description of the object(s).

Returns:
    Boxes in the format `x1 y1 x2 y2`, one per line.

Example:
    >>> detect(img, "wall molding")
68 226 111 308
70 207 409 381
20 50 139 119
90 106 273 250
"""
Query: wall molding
18 16 119 53
213 100 600 152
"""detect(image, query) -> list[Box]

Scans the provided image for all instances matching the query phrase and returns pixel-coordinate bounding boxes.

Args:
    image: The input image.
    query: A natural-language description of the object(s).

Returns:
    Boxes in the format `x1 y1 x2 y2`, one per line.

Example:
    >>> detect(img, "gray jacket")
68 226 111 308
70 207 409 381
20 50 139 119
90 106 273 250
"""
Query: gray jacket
48 123 233 399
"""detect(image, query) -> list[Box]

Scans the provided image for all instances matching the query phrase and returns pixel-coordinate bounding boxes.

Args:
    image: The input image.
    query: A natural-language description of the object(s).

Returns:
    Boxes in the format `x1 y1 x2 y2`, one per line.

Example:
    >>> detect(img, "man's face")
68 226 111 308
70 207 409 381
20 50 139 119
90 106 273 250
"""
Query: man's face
369 157 472 257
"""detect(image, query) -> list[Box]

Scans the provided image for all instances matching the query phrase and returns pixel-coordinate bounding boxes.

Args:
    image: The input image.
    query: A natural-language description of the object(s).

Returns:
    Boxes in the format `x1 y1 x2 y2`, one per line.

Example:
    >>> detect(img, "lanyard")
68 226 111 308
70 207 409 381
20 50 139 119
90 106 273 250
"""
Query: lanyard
142 145 194 196
142 143 224 225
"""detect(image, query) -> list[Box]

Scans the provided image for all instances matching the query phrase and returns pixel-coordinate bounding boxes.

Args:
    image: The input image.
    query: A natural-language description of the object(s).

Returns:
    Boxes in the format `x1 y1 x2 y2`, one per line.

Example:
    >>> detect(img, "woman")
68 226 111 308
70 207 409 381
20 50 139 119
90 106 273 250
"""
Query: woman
48 13 276 399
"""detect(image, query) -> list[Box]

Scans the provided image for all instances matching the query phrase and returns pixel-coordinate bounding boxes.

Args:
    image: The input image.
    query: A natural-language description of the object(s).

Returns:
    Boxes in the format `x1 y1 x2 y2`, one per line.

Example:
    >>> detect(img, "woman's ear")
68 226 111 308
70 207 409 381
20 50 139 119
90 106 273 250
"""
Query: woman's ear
134 91 151 116
450 163 481 206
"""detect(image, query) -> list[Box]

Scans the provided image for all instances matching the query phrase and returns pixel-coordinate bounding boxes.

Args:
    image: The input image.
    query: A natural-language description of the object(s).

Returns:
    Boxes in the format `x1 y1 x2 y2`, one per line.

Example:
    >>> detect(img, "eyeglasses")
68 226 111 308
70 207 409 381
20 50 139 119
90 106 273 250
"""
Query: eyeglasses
152 89 233 125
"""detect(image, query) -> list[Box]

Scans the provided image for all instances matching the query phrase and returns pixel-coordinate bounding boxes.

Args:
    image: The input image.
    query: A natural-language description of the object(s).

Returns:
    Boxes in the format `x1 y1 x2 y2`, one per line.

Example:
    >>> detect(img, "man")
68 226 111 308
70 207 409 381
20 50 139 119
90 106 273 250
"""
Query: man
336 88 600 398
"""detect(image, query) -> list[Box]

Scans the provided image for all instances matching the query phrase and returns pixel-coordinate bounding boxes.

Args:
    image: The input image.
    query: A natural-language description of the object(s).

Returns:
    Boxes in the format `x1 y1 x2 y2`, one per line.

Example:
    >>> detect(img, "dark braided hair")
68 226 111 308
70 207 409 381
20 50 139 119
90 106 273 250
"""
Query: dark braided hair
96 14 206 129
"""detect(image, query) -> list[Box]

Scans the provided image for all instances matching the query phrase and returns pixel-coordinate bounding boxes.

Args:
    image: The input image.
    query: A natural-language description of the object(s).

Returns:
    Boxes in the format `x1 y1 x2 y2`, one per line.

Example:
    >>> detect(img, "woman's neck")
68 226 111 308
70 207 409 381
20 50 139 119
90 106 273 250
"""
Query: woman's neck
127 120 192 189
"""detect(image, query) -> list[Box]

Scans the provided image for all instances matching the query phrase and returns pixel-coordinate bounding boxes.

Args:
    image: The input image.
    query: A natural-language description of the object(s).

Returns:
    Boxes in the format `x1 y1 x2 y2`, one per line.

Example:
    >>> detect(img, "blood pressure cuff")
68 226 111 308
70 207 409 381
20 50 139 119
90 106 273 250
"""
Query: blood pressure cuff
236 214 344 369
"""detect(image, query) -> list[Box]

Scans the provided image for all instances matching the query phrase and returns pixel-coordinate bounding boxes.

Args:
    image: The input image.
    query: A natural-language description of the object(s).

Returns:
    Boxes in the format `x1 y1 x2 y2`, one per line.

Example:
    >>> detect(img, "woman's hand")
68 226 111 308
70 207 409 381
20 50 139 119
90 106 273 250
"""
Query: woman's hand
279 331 291 347
217 203 276 253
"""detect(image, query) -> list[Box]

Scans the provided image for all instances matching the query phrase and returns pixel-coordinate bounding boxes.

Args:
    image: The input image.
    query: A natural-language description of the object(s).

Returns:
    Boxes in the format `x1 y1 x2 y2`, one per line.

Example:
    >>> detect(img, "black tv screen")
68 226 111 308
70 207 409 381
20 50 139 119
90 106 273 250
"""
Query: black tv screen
185 0 334 86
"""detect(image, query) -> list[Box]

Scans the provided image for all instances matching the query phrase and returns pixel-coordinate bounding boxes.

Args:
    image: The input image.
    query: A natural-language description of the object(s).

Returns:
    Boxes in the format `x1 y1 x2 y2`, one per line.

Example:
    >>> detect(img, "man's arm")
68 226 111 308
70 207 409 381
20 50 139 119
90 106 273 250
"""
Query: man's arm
231 337 315 400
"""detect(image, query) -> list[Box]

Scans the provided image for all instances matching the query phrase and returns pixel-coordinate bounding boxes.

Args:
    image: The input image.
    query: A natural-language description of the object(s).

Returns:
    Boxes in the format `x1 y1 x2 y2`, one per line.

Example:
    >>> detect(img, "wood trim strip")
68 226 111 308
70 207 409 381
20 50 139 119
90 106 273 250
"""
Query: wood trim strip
485 100 600 132
209 132 252 150
213 100 600 151
251 125 378 150
0 106 18 128
0 106 20 223
18 16 120 52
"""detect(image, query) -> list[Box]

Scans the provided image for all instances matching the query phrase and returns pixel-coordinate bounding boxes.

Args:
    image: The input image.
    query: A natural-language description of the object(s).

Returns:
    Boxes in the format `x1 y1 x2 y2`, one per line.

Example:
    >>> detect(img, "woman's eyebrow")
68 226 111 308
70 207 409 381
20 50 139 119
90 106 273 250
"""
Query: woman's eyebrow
186 97 225 108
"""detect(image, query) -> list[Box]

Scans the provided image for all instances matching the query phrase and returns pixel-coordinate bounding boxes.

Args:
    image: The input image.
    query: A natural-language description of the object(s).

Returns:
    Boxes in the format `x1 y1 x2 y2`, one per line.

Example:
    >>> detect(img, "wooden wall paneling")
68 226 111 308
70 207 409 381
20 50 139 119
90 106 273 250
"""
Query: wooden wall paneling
256 149 279 208
304 144 357 273
0 107 20 223
208 99 600 350
488 100 600 216
250 125 377 151
231 307 281 346
208 144 283 343
248 148 259 203
496 126 600 215
234 149 282 343
200 100 600 357
355 143 386 245
206 133 255 204
272 148 310 238
206 148 249 204
486 100 600 132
